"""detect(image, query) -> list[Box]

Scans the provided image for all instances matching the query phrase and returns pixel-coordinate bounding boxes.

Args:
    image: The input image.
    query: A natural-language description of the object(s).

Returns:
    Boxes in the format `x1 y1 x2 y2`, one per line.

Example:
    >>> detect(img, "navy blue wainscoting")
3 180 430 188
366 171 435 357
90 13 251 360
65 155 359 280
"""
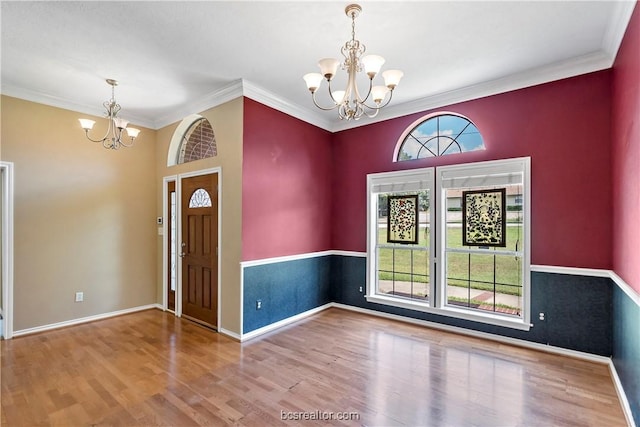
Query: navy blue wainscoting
613 285 640 425
330 255 613 356
243 256 332 334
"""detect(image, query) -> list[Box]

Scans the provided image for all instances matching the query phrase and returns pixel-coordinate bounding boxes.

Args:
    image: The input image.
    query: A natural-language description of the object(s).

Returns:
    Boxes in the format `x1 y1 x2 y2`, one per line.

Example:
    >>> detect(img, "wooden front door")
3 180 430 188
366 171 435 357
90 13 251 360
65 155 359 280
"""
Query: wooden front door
181 173 218 328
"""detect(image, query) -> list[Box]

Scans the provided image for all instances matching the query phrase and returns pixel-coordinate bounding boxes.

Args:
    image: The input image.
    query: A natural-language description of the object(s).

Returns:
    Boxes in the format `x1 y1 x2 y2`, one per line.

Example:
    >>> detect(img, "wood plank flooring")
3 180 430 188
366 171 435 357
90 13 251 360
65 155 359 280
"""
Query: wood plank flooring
1 308 628 426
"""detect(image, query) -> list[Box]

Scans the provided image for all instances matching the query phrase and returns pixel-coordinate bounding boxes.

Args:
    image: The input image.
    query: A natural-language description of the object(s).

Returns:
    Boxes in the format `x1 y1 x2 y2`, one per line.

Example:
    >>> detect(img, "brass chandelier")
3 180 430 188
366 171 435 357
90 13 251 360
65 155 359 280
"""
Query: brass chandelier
303 4 403 121
79 79 140 150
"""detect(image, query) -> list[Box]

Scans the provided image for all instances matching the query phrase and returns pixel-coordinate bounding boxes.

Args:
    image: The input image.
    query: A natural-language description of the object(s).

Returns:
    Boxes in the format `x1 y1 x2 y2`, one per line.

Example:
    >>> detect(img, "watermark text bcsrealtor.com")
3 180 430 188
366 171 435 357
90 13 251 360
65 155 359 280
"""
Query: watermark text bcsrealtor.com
280 410 360 422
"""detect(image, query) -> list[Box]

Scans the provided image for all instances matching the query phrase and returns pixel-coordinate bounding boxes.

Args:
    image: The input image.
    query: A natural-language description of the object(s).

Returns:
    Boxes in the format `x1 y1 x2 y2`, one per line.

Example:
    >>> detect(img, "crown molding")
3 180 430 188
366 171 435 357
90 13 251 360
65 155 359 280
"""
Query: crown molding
152 79 335 131
194 46 615 133
241 80 334 131
602 0 637 61
329 50 614 133
0 83 156 129
4 0 634 136
152 80 244 129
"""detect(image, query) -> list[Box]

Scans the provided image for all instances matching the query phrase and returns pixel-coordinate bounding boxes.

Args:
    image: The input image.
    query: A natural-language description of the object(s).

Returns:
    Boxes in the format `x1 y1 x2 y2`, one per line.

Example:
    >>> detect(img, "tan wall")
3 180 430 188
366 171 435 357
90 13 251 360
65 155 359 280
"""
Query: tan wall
0 166 3 313
155 98 243 335
0 95 157 331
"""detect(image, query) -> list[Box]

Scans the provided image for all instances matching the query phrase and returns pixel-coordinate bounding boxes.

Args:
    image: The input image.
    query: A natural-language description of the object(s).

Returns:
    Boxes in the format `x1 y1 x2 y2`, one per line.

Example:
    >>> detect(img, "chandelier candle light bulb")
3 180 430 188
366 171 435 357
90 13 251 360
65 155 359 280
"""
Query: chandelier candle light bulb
79 78 140 150
303 3 403 121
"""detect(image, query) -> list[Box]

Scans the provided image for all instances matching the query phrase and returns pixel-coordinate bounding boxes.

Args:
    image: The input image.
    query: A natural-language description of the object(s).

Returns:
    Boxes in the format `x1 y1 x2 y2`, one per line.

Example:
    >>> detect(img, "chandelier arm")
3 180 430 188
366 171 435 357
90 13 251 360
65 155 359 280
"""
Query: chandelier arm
112 125 136 149
83 103 117 143
363 108 381 119
118 136 135 148
377 89 395 108
355 102 365 120
83 131 109 144
310 91 341 111
358 88 396 112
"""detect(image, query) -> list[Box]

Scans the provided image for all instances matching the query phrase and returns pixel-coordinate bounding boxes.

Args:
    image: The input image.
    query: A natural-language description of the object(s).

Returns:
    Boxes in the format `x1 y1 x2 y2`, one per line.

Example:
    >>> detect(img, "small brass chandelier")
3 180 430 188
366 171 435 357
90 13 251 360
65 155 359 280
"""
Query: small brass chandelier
303 4 403 121
78 79 140 150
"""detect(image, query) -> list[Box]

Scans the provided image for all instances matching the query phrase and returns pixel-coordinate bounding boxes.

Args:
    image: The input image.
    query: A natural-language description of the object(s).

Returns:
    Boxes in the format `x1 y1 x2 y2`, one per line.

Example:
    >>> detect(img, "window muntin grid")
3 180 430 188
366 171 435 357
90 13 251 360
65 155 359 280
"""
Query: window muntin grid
397 114 485 161
375 191 431 302
177 117 217 164
443 184 524 317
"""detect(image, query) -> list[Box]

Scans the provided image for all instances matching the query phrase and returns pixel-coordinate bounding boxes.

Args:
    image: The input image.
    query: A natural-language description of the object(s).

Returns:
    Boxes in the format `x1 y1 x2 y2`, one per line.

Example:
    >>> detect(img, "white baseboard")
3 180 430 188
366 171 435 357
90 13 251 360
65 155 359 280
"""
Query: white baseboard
608 358 638 427
239 303 333 342
332 303 636 426
218 327 241 341
237 301 636 427
332 303 610 363
238 252 638 426
6 297 635 426
236 298 611 364
12 304 163 338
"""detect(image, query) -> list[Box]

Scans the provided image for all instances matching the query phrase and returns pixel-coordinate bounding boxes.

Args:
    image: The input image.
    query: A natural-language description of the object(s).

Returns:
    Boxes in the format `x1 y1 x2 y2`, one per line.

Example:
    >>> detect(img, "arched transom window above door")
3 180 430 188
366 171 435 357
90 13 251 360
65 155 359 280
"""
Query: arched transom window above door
167 114 217 166
394 112 485 161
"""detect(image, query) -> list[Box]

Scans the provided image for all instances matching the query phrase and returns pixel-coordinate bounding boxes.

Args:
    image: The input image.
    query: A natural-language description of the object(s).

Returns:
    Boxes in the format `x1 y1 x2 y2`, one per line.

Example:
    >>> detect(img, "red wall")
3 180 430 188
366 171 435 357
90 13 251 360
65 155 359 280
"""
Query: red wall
243 68 618 269
331 71 613 269
612 3 640 292
242 98 333 261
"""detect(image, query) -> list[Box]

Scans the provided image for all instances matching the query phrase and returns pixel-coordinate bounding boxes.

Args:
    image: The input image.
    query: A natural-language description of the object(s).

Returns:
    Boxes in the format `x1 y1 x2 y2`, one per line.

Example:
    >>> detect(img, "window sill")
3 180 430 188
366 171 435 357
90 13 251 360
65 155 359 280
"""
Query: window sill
366 294 531 331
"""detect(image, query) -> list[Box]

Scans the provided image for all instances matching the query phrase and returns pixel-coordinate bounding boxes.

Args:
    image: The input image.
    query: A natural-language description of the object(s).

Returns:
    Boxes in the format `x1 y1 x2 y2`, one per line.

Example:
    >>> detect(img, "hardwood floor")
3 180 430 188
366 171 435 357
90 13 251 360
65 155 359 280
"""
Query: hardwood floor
1 308 628 426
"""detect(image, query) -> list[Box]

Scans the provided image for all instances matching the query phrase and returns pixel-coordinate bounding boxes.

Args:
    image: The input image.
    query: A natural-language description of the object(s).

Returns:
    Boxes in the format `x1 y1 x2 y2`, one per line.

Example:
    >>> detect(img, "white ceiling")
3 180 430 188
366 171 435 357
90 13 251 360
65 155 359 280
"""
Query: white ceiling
1 1 635 132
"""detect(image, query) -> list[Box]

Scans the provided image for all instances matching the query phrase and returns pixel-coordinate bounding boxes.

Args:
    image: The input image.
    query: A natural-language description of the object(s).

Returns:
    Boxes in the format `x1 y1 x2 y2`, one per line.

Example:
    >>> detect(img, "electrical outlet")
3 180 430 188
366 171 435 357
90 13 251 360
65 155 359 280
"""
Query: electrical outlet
359 286 363 293
539 312 545 321
256 300 262 310
75 292 84 302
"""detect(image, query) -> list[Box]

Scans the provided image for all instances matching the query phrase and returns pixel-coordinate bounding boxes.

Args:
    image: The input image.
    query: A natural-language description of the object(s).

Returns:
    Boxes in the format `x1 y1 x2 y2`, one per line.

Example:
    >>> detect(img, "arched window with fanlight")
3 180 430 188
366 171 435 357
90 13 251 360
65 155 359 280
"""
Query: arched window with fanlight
394 112 485 162
166 114 217 167
178 117 217 164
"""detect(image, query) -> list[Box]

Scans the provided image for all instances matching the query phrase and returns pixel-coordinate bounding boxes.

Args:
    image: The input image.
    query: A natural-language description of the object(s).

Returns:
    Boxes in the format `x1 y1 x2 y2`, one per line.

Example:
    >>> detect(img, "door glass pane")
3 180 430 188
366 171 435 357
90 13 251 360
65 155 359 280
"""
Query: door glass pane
170 191 176 292
189 188 212 208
